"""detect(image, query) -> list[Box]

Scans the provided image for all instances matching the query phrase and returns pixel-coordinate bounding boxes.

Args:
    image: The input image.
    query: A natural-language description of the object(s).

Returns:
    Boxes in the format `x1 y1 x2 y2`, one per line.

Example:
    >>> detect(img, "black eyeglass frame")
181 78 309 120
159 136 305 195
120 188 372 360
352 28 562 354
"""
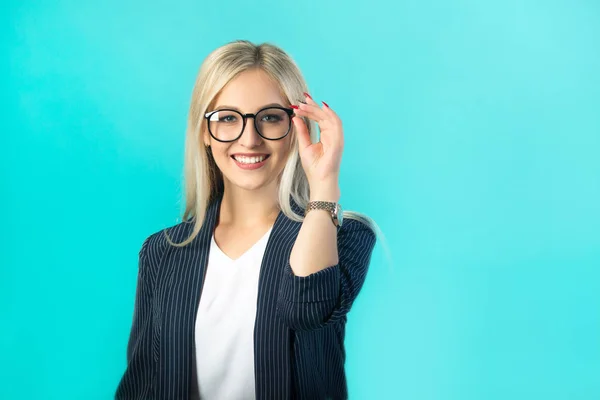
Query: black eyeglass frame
204 106 295 143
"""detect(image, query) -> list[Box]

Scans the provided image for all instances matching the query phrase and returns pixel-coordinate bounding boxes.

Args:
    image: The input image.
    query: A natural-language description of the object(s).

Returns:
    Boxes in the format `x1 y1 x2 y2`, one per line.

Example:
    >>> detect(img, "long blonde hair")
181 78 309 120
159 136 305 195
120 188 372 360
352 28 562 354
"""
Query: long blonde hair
165 40 388 258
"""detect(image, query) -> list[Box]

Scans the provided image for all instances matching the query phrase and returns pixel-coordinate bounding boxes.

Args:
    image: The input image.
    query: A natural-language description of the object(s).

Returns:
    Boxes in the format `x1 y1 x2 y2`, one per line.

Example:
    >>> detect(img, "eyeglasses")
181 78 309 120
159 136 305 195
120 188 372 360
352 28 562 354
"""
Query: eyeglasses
204 106 294 143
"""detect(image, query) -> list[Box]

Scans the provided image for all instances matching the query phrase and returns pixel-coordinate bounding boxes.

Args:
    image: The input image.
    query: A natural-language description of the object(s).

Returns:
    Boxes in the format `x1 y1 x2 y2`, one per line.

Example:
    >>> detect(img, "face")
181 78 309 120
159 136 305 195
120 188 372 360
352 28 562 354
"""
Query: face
203 68 294 194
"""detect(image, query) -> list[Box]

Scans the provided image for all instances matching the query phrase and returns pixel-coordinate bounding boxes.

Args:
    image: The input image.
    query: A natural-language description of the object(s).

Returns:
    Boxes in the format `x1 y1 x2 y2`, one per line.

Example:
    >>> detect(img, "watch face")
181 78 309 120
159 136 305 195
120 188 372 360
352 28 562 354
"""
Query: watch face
337 204 343 227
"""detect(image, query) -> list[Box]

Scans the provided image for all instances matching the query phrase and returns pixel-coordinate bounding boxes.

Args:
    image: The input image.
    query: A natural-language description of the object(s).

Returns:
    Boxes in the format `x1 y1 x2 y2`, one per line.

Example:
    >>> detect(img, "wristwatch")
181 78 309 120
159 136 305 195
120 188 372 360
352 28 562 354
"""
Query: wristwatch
305 201 343 228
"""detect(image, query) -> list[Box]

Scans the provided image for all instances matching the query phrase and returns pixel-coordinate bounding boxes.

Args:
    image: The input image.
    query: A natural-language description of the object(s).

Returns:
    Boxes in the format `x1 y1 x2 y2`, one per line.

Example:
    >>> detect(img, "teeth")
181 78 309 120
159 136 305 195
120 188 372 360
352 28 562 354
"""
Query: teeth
233 155 266 164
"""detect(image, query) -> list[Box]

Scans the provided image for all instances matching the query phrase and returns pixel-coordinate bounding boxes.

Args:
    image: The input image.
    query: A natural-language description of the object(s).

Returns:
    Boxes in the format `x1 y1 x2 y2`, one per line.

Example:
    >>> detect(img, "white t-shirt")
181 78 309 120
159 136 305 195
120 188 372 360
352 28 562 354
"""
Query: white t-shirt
194 226 273 400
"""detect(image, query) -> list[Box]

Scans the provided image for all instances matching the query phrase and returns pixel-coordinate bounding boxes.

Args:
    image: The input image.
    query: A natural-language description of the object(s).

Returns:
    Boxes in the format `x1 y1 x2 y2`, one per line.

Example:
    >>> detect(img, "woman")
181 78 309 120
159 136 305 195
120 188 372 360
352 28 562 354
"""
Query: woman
115 40 380 400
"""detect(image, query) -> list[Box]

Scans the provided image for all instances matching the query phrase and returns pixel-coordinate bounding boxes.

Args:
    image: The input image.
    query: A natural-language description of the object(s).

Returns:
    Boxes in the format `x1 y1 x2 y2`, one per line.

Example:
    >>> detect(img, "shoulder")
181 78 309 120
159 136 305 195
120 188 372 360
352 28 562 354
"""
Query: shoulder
335 217 376 257
340 217 376 238
139 219 196 262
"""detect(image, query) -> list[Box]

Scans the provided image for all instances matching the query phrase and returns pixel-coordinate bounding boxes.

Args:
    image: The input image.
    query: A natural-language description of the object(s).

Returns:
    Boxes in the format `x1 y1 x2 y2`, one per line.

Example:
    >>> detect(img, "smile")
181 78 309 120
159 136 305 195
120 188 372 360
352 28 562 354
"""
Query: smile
231 154 270 170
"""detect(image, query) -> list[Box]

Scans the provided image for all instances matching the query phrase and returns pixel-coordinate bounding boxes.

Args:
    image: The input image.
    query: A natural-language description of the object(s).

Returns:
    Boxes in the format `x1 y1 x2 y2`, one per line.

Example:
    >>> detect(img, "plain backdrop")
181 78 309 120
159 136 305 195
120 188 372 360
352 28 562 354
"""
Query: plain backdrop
1 0 599 399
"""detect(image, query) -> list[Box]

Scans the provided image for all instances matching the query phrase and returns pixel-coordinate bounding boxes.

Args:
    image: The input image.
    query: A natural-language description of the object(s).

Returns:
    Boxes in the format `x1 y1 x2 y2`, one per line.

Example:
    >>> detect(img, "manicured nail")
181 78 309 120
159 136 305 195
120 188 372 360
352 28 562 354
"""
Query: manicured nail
290 104 299 109
322 101 329 108
303 92 312 99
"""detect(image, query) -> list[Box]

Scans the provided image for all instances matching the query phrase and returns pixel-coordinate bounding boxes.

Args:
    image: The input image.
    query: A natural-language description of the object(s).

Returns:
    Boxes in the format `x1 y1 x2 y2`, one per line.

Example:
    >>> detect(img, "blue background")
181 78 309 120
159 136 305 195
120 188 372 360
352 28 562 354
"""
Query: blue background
1 0 599 399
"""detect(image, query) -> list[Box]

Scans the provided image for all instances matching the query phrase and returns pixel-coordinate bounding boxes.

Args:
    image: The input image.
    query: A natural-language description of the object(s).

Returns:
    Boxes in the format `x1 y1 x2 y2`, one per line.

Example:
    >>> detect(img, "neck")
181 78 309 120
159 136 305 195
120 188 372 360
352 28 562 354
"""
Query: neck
218 181 280 230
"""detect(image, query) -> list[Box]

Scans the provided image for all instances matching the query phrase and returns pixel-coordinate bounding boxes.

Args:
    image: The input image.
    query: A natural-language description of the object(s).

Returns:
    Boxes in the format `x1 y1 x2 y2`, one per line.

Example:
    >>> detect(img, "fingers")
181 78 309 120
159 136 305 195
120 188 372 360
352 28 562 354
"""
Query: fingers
293 93 341 126
302 92 323 110
290 92 344 150
294 101 328 123
320 101 343 128
303 93 336 121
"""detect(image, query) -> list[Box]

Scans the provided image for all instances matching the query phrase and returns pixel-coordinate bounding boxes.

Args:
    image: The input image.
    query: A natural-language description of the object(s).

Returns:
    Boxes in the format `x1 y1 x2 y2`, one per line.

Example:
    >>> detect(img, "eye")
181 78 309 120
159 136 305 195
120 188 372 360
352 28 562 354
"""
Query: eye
219 114 238 123
259 109 287 123
208 110 239 123
262 114 282 122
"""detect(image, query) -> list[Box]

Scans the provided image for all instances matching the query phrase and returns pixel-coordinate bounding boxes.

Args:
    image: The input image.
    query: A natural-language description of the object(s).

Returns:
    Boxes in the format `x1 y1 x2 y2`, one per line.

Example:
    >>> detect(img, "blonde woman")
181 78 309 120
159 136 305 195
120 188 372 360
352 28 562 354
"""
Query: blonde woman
115 40 381 400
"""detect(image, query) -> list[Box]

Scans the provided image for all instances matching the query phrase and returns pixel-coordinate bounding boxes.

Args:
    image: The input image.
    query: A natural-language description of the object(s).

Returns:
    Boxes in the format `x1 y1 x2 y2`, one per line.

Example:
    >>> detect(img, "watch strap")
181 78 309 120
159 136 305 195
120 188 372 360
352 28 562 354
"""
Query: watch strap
306 200 337 214
305 201 341 227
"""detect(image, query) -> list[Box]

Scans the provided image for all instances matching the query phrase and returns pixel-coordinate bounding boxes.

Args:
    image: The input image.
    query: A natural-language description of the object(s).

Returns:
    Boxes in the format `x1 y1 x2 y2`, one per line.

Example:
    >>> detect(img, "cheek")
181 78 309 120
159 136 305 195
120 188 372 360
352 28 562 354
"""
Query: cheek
272 142 293 168
209 146 231 168
278 136 294 157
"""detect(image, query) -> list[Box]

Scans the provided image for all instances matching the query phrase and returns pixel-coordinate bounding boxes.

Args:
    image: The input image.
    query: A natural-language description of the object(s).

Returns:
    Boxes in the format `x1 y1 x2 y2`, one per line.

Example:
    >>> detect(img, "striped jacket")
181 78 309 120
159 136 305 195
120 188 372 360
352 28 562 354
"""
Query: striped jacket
115 193 377 399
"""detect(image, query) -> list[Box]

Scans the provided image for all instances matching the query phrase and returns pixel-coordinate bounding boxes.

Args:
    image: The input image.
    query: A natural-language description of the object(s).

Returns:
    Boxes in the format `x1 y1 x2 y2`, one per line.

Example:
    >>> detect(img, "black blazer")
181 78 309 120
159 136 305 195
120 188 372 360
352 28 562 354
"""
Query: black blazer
115 193 377 399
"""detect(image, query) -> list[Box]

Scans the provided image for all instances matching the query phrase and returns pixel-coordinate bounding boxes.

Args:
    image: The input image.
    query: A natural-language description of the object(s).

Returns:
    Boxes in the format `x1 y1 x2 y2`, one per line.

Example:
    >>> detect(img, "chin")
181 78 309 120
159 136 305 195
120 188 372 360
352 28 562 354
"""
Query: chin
235 181 266 191
225 175 269 192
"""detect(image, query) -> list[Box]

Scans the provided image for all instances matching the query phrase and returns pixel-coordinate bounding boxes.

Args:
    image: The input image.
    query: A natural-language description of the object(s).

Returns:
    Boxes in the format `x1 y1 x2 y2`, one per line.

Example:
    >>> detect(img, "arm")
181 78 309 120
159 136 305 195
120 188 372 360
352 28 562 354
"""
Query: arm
126 237 153 361
276 215 377 332
115 236 155 399
289 187 341 278
279 94 376 330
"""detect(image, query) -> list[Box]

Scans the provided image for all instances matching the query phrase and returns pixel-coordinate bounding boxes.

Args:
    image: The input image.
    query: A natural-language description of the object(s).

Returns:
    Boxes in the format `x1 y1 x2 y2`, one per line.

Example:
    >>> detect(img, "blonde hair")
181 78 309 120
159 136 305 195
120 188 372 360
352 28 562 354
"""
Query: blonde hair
164 40 390 264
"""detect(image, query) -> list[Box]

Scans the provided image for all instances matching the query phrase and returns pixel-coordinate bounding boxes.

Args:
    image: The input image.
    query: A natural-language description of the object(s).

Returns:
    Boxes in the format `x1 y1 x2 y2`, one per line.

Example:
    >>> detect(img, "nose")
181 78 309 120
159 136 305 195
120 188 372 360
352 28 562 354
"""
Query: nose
238 118 263 147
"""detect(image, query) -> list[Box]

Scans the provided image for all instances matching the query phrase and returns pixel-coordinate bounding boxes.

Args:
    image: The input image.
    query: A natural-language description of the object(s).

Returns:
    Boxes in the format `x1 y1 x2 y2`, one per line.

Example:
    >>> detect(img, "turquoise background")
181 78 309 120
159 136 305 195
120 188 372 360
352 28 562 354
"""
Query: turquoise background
2 0 599 399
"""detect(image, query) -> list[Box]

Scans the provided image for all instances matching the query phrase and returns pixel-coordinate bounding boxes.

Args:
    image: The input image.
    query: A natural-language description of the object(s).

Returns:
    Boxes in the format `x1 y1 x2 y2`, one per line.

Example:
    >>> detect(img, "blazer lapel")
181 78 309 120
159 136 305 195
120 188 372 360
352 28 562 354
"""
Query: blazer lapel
253 196 303 398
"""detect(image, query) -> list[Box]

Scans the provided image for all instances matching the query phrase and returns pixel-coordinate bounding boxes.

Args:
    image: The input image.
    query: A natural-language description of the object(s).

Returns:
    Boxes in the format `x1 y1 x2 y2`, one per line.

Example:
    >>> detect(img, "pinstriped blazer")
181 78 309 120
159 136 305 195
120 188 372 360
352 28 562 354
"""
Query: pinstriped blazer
115 192 376 400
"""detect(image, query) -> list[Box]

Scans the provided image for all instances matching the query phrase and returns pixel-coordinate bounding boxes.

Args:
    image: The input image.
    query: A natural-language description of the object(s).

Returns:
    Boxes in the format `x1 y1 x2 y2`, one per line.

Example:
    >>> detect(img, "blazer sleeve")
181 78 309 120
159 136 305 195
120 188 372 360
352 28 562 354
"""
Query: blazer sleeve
276 219 377 331
115 235 156 399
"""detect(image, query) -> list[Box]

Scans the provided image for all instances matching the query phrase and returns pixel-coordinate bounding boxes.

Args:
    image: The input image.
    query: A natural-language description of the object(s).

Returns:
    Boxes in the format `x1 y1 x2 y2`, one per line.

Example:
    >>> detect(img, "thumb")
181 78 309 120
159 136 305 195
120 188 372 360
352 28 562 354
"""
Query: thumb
292 116 311 152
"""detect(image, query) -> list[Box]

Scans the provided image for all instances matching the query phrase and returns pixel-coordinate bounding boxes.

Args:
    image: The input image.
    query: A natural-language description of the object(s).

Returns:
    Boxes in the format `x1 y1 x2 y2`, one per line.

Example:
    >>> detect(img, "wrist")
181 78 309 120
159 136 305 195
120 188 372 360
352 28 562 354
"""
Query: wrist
309 187 341 203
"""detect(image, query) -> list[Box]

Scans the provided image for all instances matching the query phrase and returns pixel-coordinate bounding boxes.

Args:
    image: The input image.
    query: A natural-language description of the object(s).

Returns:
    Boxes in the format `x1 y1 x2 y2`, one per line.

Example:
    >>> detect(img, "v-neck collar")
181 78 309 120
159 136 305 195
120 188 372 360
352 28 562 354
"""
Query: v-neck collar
210 225 273 264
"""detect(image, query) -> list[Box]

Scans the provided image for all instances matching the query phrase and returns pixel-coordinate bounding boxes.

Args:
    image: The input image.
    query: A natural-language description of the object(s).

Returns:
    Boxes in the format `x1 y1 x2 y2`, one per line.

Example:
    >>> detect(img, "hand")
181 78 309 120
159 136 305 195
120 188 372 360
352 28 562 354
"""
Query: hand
291 93 344 199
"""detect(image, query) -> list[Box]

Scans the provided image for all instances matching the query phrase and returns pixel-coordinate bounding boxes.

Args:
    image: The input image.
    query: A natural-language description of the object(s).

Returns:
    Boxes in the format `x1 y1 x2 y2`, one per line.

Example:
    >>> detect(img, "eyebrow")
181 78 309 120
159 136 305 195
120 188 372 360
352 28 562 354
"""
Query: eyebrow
212 103 287 112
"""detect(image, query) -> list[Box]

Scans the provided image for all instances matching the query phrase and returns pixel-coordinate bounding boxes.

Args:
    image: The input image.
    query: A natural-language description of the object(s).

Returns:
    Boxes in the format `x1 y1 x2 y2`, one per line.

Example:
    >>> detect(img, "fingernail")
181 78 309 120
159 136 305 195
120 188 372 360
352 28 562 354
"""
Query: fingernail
290 104 299 109
303 92 312 99
322 101 329 108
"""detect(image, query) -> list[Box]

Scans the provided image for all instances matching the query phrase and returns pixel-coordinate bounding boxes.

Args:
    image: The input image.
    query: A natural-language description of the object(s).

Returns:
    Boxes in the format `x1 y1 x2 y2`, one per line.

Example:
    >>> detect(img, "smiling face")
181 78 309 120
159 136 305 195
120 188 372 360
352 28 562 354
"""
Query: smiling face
203 68 294 194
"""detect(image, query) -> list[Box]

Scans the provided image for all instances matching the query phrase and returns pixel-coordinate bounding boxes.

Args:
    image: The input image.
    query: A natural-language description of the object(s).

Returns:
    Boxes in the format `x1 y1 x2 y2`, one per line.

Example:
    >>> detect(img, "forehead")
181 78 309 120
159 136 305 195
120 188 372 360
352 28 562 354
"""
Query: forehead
213 69 286 111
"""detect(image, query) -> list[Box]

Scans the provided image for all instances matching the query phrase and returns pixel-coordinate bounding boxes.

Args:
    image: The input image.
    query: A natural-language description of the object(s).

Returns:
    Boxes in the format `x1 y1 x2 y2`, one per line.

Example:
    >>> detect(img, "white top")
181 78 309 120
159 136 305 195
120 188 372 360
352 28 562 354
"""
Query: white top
194 226 273 400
